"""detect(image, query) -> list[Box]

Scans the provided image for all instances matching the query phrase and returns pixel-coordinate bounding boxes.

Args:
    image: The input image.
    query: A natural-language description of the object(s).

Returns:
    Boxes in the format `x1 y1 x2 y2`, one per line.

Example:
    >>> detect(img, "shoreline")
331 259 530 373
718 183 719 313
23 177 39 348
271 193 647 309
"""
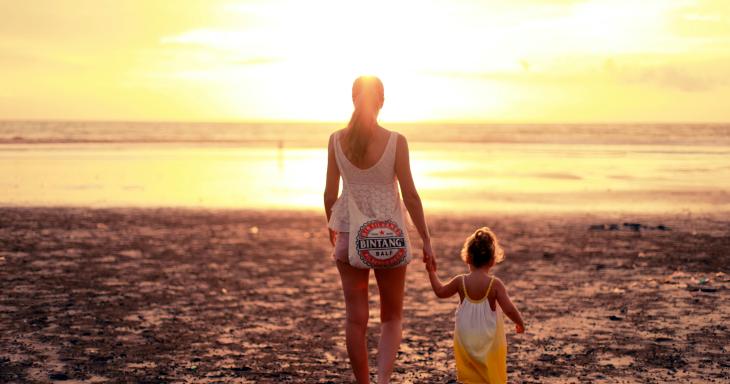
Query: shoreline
3 204 730 217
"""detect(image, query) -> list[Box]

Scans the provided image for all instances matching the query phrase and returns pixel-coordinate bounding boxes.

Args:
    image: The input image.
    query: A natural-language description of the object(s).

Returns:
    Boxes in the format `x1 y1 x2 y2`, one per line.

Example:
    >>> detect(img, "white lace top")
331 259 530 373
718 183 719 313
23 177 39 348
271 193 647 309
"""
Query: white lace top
328 130 404 232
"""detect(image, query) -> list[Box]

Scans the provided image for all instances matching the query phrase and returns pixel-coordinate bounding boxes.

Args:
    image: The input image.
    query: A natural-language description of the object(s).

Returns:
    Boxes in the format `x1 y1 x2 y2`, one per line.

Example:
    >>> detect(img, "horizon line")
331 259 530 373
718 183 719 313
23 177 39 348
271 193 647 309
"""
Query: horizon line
2 118 730 126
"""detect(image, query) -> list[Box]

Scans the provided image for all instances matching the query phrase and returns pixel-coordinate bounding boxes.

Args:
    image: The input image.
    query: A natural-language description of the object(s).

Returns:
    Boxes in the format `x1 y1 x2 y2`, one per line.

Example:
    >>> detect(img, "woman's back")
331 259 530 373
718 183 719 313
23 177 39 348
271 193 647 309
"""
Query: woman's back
338 127 392 170
335 128 398 184
329 128 401 231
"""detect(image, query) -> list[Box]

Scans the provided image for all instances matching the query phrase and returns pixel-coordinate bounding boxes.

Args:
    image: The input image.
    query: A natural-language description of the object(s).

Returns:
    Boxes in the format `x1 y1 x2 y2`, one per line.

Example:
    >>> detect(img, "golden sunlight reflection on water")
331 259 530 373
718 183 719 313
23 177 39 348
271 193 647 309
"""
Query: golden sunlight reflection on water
2 142 729 213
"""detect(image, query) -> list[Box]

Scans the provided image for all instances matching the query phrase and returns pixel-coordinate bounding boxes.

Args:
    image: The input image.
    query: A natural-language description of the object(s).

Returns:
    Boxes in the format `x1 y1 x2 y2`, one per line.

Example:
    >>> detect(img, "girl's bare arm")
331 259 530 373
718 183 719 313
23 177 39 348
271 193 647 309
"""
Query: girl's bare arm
493 278 525 333
427 265 461 298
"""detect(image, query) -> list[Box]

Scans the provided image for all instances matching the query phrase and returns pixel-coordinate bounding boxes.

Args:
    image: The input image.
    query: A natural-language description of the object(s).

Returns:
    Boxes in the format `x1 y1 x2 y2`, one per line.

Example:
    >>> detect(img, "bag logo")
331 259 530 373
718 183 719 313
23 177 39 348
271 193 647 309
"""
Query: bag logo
356 219 407 268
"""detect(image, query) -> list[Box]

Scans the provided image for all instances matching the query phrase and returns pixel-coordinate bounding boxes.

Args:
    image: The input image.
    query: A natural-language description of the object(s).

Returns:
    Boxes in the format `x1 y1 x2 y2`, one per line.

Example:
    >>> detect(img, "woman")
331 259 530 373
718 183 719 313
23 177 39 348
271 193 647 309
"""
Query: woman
324 76 434 384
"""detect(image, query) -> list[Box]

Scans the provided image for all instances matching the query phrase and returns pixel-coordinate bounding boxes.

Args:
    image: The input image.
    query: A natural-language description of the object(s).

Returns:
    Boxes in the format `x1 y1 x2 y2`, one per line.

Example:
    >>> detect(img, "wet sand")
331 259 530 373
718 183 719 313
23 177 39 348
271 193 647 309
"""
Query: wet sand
1 207 728 383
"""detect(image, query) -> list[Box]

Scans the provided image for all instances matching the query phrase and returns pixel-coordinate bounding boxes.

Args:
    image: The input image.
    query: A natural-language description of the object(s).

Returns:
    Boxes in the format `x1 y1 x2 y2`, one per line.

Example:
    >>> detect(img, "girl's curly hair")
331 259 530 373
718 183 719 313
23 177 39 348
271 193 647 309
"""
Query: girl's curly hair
460 227 504 267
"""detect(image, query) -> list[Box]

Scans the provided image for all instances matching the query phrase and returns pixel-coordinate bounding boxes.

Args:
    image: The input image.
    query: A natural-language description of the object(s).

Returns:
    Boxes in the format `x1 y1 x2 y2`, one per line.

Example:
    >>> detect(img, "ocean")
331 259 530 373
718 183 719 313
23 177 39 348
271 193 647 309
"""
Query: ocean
2 121 729 213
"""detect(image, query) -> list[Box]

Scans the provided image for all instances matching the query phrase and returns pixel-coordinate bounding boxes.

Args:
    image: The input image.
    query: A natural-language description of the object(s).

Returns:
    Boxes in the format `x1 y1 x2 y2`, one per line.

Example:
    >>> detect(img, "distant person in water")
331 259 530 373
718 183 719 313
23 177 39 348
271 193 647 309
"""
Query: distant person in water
426 227 525 384
324 76 434 383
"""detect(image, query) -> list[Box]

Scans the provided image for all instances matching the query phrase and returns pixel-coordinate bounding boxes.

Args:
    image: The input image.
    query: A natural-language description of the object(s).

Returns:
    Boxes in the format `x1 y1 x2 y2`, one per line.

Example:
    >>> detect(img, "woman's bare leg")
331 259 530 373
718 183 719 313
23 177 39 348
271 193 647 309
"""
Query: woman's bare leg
336 260 371 383
373 265 407 384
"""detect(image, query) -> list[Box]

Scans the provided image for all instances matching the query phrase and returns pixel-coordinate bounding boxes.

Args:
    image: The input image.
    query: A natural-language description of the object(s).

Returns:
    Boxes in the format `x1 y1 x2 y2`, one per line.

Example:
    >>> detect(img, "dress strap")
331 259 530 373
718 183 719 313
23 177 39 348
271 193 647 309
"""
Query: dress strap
333 131 349 182
485 277 495 297
386 131 397 158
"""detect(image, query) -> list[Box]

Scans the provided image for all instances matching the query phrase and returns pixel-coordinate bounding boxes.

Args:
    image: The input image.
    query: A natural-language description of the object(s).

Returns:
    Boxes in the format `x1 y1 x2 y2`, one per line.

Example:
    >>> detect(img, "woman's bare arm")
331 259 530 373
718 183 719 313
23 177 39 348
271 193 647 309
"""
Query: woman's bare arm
323 133 340 245
394 134 433 261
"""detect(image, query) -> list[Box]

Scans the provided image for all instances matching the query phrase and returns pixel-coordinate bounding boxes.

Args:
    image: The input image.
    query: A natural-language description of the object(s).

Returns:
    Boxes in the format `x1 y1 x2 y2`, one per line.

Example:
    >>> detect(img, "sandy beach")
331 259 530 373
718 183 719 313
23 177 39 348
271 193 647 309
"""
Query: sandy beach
0 207 728 383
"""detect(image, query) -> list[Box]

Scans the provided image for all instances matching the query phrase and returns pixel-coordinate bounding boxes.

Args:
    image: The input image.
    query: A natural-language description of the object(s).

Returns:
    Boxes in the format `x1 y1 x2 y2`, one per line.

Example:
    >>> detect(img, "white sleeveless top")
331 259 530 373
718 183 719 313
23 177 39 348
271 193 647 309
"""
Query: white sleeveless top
328 130 404 232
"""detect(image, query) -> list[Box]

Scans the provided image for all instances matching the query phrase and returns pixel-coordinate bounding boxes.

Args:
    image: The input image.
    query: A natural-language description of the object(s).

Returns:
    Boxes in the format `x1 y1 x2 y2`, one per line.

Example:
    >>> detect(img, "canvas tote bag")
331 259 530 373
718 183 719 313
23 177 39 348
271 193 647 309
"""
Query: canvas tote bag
347 195 411 269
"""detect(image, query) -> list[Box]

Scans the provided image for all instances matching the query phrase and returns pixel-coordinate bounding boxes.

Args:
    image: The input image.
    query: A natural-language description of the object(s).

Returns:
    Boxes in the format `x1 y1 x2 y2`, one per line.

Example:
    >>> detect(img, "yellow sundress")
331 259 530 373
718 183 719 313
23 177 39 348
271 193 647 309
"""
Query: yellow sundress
454 275 507 384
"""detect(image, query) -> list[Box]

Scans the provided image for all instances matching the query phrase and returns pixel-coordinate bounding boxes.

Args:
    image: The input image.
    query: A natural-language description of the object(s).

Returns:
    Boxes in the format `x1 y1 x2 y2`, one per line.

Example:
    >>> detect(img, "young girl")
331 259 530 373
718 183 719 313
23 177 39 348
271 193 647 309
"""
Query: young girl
426 227 525 384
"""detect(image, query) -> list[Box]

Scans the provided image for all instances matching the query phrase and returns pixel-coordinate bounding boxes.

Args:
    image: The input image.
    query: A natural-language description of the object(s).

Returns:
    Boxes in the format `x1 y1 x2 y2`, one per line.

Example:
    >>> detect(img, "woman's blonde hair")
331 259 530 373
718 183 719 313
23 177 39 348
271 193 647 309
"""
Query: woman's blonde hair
345 76 384 165
460 227 504 267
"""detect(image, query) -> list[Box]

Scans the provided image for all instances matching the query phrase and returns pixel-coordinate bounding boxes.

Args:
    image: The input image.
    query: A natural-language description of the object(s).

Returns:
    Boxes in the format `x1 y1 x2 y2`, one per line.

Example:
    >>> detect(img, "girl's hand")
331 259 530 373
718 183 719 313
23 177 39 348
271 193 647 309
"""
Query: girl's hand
516 323 525 334
425 255 436 272
422 241 435 269
328 228 337 246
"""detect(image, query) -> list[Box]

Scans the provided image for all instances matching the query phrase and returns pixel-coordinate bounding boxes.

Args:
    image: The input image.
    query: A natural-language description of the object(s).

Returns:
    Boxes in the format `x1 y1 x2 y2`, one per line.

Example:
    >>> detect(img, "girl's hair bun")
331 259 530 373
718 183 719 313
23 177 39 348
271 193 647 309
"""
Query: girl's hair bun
460 227 504 267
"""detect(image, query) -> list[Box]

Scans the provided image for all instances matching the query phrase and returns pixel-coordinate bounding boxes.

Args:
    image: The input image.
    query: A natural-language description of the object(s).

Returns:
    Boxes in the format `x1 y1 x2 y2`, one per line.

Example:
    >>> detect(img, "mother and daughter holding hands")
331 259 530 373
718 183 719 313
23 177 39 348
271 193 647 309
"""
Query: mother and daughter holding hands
324 76 526 383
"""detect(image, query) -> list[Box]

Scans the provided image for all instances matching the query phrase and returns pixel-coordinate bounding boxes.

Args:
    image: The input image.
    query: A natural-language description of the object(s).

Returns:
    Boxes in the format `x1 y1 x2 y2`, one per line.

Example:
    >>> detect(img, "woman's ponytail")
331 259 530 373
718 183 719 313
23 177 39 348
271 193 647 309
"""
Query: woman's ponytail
345 76 384 166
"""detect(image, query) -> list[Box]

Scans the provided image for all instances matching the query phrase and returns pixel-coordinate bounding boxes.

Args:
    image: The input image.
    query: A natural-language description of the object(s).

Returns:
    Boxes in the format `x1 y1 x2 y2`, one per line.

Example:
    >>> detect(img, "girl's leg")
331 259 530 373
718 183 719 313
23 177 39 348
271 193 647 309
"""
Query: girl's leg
336 260 371 384
373 265 407 384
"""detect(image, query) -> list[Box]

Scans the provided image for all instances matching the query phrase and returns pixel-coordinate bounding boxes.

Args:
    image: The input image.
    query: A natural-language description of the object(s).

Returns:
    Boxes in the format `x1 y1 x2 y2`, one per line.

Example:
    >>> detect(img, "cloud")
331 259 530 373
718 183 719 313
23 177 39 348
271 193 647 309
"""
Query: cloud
604 58 730 92
629 67 717 92
520 60 530 72
234 56 284 66
428 54 730 95
533 172 583 180
668 0 730 38
423 64 588 84
160 29 249 48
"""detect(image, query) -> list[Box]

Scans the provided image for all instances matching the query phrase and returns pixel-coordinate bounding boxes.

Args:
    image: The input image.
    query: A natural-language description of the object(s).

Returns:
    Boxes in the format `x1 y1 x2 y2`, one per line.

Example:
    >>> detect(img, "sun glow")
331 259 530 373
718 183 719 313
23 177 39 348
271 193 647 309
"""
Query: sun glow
153 0 512 122
1 0 730 122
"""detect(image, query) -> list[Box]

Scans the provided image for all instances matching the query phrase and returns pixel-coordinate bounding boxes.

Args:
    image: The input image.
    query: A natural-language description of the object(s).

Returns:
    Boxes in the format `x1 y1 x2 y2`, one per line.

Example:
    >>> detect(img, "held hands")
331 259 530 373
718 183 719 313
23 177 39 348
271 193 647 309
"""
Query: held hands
422 241 437 272
425 256 437 272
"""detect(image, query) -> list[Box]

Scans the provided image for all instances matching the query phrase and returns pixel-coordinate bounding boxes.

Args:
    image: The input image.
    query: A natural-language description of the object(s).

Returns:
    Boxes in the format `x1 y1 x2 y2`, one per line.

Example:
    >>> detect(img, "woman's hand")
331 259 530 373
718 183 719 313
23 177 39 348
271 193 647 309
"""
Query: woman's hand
328 228 337 246
424 249 436 272
516 323 525 334
422 241 435 270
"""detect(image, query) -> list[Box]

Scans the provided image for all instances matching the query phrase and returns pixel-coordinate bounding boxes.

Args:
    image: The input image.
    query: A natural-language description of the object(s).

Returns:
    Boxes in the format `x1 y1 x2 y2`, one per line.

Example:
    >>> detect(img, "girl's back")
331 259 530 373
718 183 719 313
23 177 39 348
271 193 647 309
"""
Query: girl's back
460 272 498 309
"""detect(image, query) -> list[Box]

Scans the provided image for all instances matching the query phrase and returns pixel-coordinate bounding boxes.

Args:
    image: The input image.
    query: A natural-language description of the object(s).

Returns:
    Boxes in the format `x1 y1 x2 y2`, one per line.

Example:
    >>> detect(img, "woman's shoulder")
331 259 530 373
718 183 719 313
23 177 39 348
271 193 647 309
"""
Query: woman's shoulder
330 128 347 138
382 127 407 141
328 128 347 146
385 129 408 153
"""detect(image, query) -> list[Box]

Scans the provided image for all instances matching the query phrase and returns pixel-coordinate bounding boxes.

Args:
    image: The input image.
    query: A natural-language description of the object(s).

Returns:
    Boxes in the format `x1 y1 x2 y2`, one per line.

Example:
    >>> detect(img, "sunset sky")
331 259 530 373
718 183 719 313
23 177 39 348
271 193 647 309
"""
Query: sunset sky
1 0 729 122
